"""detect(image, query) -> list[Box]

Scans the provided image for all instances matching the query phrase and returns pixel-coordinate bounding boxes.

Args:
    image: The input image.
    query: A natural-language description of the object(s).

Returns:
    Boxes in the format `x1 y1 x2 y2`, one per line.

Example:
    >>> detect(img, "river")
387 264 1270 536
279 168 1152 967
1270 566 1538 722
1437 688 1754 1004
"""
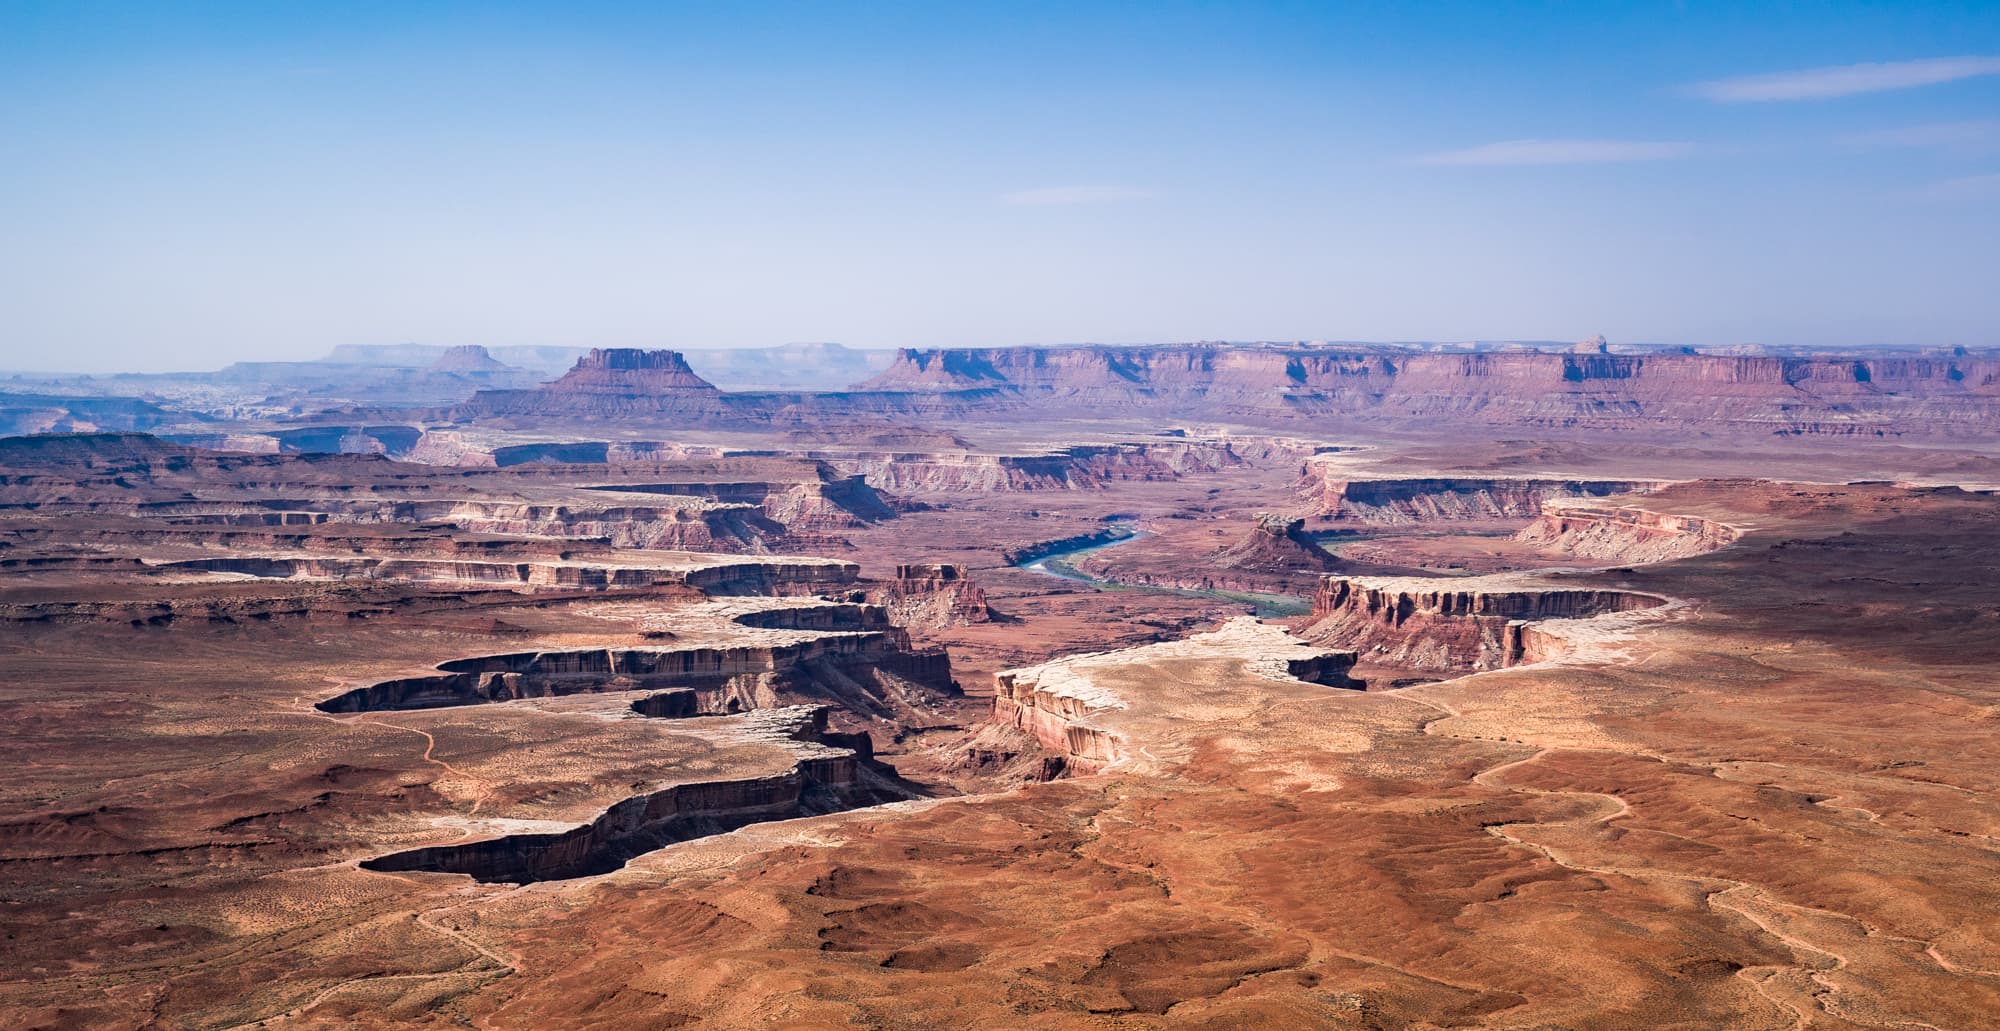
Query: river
1014 523 1313 619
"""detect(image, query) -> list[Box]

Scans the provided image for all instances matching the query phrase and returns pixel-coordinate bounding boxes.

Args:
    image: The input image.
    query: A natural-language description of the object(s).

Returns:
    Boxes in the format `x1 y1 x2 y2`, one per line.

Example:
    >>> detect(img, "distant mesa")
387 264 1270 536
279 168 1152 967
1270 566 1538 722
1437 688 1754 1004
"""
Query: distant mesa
856 349 1010 391
1575 335 1609 354
548 348 719 393
429 344 512 373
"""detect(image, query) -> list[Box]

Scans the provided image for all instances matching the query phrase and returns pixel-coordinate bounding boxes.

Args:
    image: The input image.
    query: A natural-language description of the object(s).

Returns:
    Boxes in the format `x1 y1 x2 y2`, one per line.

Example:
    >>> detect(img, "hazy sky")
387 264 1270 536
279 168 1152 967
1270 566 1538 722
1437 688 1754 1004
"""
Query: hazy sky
3 2 1998 372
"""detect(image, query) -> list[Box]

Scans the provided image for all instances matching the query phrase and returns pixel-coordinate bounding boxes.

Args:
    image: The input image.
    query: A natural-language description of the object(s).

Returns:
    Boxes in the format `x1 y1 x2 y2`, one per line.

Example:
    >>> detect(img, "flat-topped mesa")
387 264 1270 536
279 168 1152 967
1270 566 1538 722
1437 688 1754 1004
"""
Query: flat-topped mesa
1213 512 1342 572
866 563 993 628
1296 474 1666 524
549 348 718 393
1299 574 1667 672
1515 501 1741 563
454 348 745 423
429 344 511 373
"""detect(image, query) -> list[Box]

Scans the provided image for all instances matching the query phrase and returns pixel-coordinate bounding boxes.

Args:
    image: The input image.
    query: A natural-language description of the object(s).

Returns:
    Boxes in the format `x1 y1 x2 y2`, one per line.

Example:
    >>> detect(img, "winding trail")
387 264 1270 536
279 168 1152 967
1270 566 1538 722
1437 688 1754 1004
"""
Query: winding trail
299 705 496 818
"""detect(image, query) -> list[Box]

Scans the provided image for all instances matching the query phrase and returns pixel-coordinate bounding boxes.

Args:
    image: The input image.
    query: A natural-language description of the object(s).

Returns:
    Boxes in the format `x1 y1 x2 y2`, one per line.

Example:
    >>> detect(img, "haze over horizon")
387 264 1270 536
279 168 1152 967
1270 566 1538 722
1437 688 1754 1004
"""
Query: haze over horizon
3 1 1998 374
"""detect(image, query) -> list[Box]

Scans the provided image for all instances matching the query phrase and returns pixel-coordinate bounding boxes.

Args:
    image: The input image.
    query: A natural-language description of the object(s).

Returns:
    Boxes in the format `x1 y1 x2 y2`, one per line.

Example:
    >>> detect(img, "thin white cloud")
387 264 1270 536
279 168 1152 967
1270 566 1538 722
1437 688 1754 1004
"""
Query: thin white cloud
1412 139 1694 166
1001 186 1158 206
1840 120 2000 150
1689 56 2000 102
1921 172 2000 201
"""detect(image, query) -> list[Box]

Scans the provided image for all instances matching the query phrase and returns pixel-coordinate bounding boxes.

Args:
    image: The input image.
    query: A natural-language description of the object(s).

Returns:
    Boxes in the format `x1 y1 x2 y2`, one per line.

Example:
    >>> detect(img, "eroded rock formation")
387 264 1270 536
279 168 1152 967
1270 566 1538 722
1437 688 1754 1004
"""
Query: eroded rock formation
865 564 993 628
1212 513 1342 573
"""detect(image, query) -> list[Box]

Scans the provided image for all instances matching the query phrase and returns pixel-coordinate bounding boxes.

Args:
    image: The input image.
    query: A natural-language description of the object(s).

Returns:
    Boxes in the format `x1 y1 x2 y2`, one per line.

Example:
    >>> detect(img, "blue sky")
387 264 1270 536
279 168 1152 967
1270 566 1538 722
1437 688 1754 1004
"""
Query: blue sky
2 2 1997 372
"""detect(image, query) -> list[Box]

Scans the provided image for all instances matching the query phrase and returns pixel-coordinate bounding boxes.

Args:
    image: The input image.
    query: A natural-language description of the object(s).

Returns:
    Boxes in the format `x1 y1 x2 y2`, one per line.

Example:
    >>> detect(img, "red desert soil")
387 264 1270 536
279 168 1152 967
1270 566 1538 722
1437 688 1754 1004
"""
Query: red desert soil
3 424 2000 1029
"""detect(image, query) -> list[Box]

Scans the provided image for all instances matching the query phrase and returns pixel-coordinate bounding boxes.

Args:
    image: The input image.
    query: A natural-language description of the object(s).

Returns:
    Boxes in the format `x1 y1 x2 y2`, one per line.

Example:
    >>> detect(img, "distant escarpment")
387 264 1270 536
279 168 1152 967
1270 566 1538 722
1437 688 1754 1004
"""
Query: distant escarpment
1296 473 1666 524
429 345 514 373
853 345 2000 437
443 343 2000 436
1297 575 1667 672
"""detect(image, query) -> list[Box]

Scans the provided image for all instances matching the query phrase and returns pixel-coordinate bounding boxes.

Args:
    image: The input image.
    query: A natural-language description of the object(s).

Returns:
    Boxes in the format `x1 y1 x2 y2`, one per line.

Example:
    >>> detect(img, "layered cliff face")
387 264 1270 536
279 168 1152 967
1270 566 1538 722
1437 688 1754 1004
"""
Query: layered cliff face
1298 575 1666 672
1295 473 1665 523
991 663 1125 775
443 499 798 551
865 563 993 628
1514 502 1741 563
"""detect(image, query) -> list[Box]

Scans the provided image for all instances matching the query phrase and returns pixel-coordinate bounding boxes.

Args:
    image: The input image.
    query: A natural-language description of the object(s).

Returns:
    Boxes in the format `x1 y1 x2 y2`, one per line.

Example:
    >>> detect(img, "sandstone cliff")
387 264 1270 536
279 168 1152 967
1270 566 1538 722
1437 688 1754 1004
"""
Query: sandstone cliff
1298 574 1666 671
